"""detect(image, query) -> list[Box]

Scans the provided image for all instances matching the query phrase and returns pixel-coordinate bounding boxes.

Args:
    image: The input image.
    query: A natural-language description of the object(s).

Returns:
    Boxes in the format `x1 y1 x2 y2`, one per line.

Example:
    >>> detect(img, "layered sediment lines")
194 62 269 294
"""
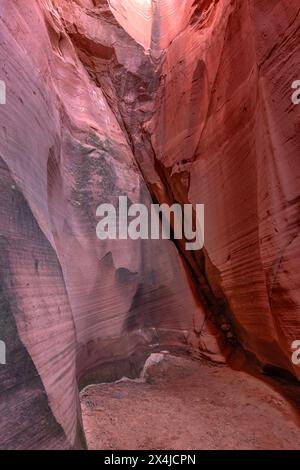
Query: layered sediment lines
108 0 300 378
145 0 300 378
0 0 223 449
0 0 299 450
108 0 195 52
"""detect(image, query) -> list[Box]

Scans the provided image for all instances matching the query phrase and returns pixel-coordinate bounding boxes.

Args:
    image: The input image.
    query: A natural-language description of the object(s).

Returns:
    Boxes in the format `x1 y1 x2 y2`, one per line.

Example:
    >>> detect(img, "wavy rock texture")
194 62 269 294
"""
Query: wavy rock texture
108 0 195 52
0 0 224 450
145 0 300 378
0 0 299 450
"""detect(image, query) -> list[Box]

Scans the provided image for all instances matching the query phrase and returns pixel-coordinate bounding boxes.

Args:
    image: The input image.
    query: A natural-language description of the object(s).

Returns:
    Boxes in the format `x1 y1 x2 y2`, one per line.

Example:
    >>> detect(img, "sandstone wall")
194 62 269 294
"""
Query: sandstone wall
0 0 223 449
0 0 299 450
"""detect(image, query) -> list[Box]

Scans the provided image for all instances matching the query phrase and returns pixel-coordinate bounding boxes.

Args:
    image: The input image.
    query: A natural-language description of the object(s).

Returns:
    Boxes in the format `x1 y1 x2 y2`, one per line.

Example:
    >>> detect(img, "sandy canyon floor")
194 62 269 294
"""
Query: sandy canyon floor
80 354 300 450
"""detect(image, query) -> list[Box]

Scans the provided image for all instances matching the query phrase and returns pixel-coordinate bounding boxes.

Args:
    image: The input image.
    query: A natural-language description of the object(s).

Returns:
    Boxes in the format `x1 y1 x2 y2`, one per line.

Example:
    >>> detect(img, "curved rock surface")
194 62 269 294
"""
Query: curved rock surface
146 0 300 378
108 0 195 52
0 0 299 450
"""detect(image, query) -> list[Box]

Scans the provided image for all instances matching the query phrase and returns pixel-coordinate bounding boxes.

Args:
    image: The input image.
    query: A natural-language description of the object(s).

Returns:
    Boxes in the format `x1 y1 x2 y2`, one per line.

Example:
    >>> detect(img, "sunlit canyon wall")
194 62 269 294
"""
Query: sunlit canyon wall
0 0 299 449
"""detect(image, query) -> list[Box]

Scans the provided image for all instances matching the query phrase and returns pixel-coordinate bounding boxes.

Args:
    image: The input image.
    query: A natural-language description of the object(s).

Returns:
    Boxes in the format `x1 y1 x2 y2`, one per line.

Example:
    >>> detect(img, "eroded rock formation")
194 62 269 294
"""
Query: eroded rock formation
0 0 299 449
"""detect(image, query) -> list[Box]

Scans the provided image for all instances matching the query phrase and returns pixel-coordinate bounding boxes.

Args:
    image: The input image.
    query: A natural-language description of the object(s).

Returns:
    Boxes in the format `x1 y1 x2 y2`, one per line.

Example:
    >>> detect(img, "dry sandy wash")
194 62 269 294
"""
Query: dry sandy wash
0 0 300 450
81 354 300 450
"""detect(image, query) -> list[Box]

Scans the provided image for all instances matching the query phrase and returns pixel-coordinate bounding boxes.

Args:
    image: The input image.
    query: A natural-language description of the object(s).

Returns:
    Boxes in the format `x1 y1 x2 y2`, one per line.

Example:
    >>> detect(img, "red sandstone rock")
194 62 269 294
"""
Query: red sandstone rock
0 0 299 450
147 0 300 379
0 0 223 450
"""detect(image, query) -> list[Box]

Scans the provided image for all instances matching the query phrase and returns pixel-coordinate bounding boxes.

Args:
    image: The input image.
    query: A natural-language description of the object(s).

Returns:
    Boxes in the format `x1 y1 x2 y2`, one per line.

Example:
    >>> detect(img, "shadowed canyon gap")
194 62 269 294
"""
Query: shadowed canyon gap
0 0 300 449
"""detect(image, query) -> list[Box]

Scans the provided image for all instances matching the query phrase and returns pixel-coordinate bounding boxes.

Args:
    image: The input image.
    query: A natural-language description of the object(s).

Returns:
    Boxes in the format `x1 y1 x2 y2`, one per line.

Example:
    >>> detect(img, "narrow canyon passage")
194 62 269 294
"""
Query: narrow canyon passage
0 0 299 451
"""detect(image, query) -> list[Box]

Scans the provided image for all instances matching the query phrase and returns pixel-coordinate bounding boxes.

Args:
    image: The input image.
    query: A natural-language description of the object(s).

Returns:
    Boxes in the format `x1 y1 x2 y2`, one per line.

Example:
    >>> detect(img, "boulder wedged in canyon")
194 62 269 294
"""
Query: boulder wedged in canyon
0 0 299 450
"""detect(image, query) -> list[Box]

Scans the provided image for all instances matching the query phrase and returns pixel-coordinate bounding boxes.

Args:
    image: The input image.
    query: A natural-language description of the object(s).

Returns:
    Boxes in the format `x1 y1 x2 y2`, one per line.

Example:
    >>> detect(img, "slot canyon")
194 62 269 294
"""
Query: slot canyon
0 0 300 450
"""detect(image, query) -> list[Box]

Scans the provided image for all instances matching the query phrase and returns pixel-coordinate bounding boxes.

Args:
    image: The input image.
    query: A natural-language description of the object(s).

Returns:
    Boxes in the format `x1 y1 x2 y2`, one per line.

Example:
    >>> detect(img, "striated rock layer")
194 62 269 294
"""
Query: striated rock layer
145 0 300 378
0 0 299 450
0 0 224 449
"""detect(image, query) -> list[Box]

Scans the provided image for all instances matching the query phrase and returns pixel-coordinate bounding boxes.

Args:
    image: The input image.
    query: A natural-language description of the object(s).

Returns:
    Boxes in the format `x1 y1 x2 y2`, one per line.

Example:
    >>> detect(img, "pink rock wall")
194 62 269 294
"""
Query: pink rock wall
146 0 300 378
108 0 195 52
0 0 224 449
103 0 300 379
0 0 299 450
